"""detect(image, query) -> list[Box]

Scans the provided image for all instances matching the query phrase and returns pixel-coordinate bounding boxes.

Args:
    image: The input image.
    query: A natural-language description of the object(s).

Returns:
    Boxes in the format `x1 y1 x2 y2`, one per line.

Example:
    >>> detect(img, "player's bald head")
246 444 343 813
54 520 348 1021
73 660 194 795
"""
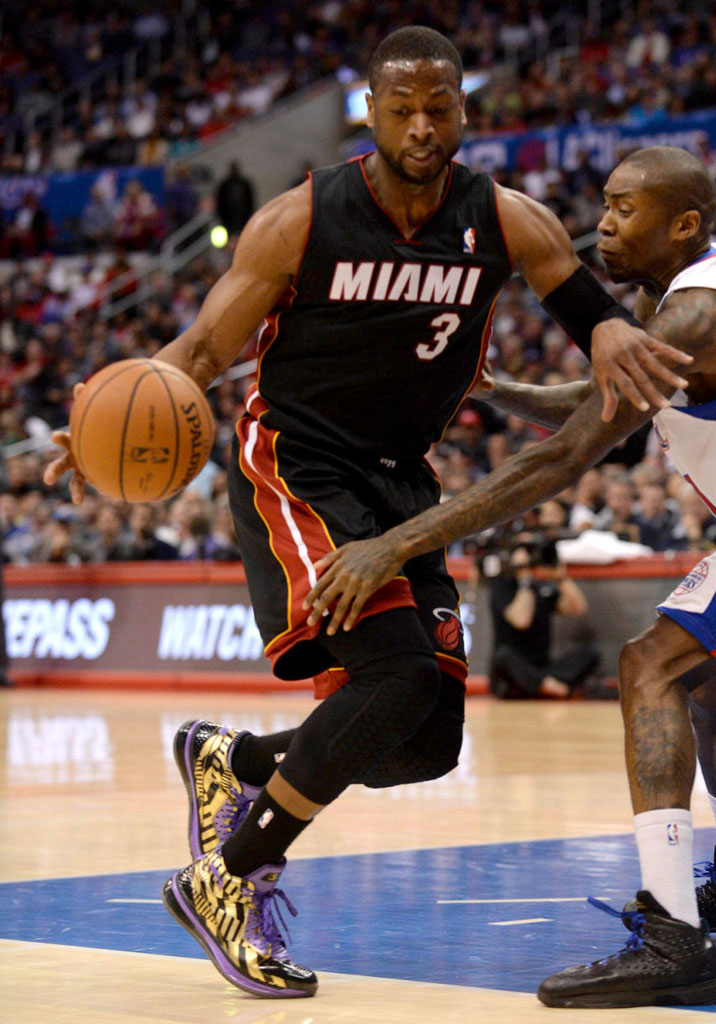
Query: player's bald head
618 146 716 241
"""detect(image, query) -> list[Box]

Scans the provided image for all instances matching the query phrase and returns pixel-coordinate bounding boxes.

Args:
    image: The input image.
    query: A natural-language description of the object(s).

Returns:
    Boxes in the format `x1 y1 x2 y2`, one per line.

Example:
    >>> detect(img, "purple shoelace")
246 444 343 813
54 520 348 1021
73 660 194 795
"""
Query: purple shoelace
244 884 298 961
214 784 252 843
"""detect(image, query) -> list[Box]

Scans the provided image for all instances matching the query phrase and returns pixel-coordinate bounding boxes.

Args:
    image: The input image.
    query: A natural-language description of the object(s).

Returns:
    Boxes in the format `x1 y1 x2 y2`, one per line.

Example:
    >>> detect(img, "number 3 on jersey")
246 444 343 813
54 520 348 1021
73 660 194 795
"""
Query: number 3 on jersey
416 312 461 361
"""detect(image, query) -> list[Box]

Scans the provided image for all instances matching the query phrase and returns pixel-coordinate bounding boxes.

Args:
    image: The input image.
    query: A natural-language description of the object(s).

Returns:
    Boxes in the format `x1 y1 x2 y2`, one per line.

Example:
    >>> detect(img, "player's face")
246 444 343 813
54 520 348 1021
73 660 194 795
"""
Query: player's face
597 163 674 283
366 60 466 186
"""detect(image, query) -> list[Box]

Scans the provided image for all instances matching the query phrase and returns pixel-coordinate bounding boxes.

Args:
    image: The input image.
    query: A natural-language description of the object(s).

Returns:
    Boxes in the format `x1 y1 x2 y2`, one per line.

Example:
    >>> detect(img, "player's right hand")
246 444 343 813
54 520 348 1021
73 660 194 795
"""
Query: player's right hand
42 383 86 504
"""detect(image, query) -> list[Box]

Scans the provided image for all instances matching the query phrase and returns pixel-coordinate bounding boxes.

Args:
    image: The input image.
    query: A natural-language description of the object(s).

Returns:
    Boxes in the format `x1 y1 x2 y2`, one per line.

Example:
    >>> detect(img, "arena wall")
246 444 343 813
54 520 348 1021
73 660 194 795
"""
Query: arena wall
3 554 702 693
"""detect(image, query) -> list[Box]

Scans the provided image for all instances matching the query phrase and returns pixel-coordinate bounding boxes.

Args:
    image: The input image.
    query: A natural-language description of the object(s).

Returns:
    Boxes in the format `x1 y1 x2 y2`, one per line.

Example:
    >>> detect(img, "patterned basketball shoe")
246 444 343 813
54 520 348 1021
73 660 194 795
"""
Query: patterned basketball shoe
162 849 317 998
538 891 716 1008
174 720 261 859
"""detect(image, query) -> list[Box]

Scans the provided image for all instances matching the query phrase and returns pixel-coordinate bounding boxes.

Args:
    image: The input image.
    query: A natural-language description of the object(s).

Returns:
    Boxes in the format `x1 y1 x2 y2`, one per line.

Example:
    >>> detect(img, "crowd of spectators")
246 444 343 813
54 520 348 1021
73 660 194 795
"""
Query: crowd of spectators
4 2 716 565
0 176 176 259
2 1 716 180
1 223 715 567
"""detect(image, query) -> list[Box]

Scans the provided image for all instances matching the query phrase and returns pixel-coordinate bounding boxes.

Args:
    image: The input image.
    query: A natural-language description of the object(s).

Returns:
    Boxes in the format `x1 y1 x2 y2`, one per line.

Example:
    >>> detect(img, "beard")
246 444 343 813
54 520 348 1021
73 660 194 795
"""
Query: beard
374 139 451 186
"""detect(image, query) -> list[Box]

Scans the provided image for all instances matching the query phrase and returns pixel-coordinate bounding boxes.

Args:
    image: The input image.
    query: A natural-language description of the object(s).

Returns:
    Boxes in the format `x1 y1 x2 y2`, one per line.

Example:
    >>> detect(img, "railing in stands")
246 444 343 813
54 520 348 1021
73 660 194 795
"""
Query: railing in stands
96 209 215 320
2 2 198 157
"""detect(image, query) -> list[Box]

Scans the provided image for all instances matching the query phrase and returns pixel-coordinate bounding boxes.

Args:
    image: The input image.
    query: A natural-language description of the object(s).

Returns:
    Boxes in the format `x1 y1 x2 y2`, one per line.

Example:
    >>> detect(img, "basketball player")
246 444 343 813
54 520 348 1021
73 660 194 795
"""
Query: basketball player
44 28 689 1000
305 145 716 1007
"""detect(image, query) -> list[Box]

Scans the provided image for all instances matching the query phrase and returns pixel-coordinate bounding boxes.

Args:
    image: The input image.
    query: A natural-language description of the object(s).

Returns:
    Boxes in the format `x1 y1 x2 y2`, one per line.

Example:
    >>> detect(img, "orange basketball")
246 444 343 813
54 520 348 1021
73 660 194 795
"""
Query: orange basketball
69 358 215 503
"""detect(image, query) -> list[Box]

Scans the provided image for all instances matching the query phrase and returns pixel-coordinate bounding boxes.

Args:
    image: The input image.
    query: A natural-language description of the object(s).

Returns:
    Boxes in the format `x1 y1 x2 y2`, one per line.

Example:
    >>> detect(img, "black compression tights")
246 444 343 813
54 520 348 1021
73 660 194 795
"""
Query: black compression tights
274 607 459 806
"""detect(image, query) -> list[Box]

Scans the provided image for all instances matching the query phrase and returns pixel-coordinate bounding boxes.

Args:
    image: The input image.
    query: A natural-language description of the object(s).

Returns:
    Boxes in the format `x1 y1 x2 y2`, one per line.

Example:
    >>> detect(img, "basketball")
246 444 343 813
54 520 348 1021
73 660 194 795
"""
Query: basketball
69 358 215 503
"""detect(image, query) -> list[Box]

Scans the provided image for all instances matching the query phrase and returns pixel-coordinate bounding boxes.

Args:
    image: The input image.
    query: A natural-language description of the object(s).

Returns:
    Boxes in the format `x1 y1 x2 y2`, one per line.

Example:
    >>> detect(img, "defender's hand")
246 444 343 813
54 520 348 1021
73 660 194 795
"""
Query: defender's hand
304 536 403 635
471 359 496 397
591 320 691 422
42 383 86 504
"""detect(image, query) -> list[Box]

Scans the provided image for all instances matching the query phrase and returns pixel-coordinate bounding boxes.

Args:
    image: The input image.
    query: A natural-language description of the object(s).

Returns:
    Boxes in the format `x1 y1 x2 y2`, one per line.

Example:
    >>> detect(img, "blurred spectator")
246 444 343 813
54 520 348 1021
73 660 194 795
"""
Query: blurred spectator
24 131 48 174
49 125 84 172
90 502 136 560
205 498 242 560
137 126 170 166
3 488 54 563
592 475 641 543
671 482 716 552
625 18 670 68
126 94 156 141
488 540 602 700
568 469 605 534
80 184 116 250
536 498 570 535
633 482 687 552
31 505 83 563
0 193 52 258
128 504 179 560
100 121 137 167
113 179 162 251
215 161 255 236
165 165 200 233
696 134 716 180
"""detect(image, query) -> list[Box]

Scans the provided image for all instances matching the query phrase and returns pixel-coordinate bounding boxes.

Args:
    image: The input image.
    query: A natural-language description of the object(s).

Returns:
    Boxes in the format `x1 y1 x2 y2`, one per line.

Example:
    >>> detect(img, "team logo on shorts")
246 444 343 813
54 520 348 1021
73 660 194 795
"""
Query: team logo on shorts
433 607 463 650
673 560 709 598
462 227 476 254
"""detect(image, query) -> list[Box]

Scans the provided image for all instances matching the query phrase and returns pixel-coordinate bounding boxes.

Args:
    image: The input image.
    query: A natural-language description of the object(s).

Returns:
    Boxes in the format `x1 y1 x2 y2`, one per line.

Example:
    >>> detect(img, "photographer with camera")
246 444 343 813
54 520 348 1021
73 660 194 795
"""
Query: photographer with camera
488 535 602 699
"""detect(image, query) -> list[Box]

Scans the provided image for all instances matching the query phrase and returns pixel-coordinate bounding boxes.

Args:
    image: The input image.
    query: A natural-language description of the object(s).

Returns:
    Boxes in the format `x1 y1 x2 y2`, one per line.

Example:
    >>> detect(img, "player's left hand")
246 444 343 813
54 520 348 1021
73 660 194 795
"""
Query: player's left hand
42 383 87 504
591 320 691 422
304 536 403 634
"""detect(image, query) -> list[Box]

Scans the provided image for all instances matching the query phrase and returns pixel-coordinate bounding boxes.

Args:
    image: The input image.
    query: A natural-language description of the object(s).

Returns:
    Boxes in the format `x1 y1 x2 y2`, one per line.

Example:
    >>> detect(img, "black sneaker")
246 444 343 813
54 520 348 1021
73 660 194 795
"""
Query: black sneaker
538 890 716 1008
695 848 716 931
622 848 716 932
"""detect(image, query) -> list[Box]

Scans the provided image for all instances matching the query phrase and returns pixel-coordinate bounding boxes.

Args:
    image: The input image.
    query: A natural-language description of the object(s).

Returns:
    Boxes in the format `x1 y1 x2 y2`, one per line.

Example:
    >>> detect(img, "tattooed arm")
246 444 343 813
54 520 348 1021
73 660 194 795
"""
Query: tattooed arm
478 285 664 431
482 377 593 429
305 287 716 633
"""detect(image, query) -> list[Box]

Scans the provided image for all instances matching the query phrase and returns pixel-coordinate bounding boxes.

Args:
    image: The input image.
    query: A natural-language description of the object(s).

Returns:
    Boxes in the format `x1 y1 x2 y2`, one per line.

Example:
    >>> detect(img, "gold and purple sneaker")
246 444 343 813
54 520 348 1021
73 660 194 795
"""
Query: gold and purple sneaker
174 720 260 859
162 849 317 998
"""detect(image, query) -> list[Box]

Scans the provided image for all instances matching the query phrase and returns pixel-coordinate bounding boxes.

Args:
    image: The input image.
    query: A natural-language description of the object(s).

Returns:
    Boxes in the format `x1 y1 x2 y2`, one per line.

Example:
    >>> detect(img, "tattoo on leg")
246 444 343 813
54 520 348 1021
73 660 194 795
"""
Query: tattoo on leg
628 706 694 807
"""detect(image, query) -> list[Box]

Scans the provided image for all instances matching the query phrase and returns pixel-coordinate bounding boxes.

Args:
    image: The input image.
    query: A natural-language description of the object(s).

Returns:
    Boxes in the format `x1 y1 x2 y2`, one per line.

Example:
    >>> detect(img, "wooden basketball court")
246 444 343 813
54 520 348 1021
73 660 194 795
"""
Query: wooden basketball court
3 687 716 1023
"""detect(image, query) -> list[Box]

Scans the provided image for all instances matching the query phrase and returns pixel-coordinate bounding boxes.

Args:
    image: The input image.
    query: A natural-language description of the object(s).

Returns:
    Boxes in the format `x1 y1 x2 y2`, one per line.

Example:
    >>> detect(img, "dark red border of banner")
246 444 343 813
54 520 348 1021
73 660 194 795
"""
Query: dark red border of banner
4 554 697 693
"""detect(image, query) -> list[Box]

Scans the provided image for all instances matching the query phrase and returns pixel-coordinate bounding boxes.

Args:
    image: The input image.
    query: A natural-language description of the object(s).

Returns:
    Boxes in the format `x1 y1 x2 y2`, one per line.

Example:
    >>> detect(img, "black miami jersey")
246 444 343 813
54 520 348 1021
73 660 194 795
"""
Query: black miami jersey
247 155 513 462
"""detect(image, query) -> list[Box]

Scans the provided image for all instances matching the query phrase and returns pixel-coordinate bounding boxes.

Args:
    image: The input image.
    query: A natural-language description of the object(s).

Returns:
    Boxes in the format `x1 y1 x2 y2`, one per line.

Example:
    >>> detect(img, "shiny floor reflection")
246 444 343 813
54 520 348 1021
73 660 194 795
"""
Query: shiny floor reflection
3 688 716 1023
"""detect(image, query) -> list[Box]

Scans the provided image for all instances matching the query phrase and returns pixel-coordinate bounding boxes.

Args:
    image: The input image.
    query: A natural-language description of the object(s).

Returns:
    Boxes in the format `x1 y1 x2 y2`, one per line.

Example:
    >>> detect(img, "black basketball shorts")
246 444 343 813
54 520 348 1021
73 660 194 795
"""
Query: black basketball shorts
227 414 467 690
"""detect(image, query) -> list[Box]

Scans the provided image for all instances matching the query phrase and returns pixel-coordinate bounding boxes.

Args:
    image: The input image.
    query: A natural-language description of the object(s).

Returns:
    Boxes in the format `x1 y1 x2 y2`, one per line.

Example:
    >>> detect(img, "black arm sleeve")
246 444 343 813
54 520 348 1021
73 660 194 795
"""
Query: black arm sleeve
540 264 640 360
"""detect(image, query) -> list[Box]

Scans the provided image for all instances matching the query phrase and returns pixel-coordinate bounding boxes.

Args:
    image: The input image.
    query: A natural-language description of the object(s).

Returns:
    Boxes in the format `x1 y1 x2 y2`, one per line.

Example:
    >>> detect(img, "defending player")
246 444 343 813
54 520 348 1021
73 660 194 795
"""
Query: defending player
306 145 716 1007
44 29 689 1001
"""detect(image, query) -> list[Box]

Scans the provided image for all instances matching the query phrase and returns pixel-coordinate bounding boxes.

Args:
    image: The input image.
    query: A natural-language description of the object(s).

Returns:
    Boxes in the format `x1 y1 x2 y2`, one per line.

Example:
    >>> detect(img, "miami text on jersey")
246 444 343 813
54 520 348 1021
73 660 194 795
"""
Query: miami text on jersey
328 261 483 306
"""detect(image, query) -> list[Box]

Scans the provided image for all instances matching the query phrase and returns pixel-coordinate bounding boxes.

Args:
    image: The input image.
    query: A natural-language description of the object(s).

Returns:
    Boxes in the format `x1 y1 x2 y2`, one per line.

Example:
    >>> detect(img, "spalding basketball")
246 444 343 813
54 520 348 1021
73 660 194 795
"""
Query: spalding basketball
70 358 215 502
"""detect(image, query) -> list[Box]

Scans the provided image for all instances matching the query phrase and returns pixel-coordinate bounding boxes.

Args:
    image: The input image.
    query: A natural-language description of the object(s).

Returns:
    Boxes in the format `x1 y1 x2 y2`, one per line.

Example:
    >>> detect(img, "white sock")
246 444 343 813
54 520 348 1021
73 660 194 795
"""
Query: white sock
634 808 699 927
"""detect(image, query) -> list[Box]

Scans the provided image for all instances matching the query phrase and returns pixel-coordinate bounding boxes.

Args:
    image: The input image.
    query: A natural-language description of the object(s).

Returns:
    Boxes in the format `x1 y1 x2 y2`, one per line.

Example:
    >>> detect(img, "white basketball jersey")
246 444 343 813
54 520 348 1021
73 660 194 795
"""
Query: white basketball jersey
652 245 716 513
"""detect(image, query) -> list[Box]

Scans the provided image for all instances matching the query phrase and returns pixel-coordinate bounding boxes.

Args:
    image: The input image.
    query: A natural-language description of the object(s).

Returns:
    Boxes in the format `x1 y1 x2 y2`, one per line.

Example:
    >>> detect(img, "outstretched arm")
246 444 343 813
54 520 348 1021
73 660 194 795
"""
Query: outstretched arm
306 287 716 633
482 375 593 429
43 183 312 502
306 388 648 633
495 185 691 421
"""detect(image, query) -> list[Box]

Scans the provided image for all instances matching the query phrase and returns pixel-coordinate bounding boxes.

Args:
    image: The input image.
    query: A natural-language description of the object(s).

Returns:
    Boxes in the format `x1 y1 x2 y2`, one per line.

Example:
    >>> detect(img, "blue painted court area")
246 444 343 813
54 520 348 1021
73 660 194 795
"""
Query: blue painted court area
3 829 716 1004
